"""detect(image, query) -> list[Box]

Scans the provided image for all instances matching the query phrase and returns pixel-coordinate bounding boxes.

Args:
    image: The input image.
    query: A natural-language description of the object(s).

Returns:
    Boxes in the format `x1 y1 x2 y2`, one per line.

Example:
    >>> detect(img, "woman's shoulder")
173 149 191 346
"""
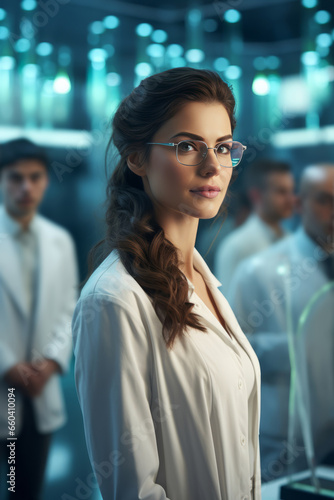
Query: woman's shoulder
79 249 150 312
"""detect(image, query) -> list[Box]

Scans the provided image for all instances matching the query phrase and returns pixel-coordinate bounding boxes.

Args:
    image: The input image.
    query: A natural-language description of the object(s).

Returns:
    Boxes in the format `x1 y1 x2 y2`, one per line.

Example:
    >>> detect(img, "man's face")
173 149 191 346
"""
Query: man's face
301 167 334 248
261 172 296 221
0 160 49 218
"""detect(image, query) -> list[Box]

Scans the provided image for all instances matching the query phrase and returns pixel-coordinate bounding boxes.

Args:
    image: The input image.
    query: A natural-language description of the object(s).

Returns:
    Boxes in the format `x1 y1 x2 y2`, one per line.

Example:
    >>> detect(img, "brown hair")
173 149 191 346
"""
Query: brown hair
88 67 237 350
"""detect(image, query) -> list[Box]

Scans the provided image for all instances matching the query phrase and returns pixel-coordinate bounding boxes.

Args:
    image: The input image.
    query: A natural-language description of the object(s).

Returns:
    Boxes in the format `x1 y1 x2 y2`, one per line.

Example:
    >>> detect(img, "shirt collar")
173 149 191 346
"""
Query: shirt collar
2 207 38 237
185 247 222 300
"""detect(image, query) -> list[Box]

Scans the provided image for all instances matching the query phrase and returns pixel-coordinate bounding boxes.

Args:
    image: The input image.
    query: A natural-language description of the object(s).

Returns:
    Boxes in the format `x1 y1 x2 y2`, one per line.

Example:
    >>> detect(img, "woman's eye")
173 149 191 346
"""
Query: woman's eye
217 143 231 154
179 141 197 152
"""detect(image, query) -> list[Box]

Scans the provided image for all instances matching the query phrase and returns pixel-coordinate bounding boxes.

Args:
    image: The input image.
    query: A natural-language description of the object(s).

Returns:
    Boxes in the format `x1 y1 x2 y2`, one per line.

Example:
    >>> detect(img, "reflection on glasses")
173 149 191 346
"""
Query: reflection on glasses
146 140 247 167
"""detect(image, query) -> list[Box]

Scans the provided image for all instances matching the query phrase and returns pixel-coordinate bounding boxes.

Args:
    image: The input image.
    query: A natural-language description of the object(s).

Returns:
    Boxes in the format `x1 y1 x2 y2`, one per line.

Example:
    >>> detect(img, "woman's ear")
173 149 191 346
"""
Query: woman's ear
127 152 146 177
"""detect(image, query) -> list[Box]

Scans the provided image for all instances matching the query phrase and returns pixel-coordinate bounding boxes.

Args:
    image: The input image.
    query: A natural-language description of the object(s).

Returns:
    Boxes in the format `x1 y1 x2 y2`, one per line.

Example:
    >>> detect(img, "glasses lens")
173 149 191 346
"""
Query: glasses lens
216 141 243 167
177 140 207 166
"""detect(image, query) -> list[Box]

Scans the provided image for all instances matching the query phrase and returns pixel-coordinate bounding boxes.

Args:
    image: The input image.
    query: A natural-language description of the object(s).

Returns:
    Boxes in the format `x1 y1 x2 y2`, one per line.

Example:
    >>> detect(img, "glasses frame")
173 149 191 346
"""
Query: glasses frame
146 140 247 168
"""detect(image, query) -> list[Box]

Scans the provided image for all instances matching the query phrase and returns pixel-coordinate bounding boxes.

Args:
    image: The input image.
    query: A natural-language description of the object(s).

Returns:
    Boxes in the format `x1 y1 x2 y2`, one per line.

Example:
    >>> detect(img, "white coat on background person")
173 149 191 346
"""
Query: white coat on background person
228 164 334 481
214 213 288 296
214 159 295 296
0 204 78 436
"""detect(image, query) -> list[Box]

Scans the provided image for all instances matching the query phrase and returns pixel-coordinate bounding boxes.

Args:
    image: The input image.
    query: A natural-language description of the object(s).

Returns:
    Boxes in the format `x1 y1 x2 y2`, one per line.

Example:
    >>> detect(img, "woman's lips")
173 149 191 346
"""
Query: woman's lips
190 190 220 198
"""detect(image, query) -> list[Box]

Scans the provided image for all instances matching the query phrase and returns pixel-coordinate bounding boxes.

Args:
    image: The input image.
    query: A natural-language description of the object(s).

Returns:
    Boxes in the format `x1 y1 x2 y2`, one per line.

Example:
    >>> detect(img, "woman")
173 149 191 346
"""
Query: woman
72 67 262 500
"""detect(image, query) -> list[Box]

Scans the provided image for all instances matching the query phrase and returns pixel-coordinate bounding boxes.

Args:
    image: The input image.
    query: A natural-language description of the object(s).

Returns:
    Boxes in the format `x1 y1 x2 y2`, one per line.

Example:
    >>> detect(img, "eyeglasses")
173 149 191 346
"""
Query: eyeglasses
146 140 247 167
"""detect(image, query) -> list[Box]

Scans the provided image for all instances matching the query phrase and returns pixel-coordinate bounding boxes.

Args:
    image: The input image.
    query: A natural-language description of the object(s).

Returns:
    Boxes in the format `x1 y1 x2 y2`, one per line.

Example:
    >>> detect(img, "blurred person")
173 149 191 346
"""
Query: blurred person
228 163 334 482
0 138 79 500
214 158 295 296
72 67 262 500
195 187 252 271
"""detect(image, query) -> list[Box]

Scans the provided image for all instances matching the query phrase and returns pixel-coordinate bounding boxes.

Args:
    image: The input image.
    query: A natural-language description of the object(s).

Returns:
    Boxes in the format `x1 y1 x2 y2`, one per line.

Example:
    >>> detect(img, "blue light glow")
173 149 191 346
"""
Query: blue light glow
224 9 241 23
185 48 205 63
252 75 270 95
253 57 266 70
170 57 186 68
53 73 71 94
316 33 332 47
36 42 53 57
301 50 319 65
302 0 317 7
103 15 119 29
45 444 72 481
188 9 201 26
136 23 153 37
166 44 183 58
90 21 105 35
0 8 6 20
213 57 229 72
88 48 108 63
135 62 153 77
106 72 122 86
267 56 280 70
0 56 16 70
314 10 331 24
22 64 39 78
146 44 165 58
225 65 242 80
0 26 9 40
152 29 167 43
21 0 37 11
15 38 31 53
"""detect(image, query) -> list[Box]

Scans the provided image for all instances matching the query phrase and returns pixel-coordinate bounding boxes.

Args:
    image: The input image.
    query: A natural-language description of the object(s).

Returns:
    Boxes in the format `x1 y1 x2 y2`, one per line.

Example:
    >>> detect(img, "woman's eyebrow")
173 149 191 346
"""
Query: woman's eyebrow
169 132 233 142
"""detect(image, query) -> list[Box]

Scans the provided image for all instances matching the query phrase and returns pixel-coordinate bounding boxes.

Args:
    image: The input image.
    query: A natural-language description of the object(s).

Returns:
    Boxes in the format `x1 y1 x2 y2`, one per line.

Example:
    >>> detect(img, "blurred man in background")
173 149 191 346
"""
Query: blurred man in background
0 138 78 500
214 158 295 296
228 163 334 482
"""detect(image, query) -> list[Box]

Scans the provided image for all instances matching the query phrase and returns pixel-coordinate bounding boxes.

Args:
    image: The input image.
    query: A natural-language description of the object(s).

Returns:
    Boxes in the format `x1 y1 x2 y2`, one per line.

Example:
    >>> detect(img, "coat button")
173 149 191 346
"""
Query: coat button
240 435 246 446
238 378 243 390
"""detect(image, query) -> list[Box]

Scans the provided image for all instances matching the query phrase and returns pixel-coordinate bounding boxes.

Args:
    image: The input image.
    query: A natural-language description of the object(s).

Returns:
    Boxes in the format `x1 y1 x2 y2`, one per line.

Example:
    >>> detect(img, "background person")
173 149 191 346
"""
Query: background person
214 158 295 296
0 138 79 500
228 163 334 482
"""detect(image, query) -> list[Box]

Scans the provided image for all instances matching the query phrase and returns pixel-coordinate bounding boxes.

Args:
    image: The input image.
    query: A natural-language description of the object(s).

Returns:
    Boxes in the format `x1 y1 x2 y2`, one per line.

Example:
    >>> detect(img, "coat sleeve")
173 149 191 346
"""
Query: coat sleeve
229 260 290 375
72 292 171 500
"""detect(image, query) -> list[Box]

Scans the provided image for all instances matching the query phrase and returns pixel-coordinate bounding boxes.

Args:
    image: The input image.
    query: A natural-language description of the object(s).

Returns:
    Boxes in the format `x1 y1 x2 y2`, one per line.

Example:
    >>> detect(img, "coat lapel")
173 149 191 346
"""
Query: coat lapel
33 217 55 329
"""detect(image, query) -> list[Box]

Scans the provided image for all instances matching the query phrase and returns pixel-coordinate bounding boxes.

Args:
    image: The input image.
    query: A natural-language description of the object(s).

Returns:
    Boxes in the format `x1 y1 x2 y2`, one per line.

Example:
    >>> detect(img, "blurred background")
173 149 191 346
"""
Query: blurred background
0 0 333 498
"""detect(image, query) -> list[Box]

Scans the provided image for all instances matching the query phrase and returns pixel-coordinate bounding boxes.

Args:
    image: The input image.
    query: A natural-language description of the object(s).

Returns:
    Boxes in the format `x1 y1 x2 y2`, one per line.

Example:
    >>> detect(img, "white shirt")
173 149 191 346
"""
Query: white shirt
72 247 262 500
2 208 38 315
214 213 289 296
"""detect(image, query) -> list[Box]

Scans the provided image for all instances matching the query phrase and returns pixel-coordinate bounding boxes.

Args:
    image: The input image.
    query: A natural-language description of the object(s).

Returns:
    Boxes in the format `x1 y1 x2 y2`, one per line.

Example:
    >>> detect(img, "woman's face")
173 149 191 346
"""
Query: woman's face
137 100 233 220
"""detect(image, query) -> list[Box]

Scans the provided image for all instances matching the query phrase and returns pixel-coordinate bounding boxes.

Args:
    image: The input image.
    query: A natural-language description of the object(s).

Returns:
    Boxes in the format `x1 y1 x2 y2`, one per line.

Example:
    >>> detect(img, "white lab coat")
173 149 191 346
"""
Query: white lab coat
0 205 78 436
72 246 262 500
214 213 289 297
228 226 334 475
